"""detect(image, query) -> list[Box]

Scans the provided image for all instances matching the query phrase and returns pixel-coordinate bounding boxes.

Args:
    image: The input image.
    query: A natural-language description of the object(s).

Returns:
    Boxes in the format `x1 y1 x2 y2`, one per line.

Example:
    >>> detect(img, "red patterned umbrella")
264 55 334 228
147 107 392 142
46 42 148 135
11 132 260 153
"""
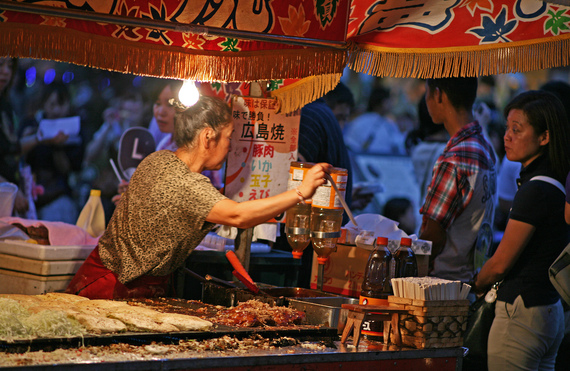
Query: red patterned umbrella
1 0 570 111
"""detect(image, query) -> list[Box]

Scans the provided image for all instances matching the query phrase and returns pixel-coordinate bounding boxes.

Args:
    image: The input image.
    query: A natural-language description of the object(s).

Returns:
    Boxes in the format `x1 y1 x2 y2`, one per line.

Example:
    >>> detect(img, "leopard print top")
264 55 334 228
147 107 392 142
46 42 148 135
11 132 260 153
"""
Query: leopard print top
98 150 227 284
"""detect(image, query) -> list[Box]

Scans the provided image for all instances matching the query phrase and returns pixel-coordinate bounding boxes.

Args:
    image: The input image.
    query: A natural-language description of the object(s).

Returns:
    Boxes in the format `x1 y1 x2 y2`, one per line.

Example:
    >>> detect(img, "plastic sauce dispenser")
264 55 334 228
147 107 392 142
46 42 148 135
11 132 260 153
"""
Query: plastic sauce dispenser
76 189 106 238
285 162 314 259
310 167 347 265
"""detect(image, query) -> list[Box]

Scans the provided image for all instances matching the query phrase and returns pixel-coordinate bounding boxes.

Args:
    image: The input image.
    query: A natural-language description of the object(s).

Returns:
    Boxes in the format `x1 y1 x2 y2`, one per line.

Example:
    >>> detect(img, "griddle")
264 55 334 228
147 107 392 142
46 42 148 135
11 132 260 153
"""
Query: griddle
0 297 337 354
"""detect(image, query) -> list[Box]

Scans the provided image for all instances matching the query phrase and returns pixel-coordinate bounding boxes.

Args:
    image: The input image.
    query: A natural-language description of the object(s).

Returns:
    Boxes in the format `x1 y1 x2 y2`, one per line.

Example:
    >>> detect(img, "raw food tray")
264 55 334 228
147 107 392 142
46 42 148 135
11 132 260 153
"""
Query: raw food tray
0 253 84 275
0 240 94 260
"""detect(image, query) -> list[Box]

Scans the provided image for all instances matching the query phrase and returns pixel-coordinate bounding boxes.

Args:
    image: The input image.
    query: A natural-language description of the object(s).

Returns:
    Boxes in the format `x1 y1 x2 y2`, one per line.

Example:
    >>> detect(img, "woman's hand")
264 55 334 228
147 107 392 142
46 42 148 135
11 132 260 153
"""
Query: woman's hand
112 180 129 206
297 163 332 200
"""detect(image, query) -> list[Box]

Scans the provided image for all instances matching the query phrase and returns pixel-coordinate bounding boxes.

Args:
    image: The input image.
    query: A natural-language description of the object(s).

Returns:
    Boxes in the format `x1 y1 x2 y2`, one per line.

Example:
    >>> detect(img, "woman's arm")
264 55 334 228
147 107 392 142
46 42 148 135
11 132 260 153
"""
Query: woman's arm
473 218 535 293
206 163 331 229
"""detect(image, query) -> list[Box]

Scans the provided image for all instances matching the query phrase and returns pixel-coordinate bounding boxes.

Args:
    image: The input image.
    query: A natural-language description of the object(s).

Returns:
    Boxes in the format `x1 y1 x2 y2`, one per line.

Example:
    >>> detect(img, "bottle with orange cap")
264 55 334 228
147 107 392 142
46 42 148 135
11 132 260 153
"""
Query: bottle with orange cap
285 162 314 259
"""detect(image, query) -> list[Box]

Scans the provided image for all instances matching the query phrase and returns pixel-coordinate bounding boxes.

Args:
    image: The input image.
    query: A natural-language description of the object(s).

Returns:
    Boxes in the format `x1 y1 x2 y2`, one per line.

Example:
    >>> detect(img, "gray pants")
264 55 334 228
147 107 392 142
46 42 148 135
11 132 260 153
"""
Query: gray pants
488 295 564 371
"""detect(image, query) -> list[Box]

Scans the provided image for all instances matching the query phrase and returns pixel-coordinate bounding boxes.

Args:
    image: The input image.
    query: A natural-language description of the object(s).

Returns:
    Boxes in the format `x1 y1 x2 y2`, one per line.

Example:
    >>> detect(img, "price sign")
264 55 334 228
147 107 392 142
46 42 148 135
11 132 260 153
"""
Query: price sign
225 96 301 222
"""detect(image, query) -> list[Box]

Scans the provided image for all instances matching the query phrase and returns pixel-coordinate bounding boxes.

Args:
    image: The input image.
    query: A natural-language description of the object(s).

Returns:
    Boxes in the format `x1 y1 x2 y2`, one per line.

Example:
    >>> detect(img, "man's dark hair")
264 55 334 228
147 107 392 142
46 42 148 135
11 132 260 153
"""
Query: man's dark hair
426 77 478 111
367 86 390 112
323 82 354 110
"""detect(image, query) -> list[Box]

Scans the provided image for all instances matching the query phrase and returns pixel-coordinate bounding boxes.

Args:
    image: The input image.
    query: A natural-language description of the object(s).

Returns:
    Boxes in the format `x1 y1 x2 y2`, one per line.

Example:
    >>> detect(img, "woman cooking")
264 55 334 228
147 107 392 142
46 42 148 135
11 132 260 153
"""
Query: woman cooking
472 90 570 370
67 95 331 299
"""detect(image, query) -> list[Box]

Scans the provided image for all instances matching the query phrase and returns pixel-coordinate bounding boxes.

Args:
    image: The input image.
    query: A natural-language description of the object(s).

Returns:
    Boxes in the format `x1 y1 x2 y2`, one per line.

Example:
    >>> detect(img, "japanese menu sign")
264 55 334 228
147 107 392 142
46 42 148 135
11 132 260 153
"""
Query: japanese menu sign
225 96 301 219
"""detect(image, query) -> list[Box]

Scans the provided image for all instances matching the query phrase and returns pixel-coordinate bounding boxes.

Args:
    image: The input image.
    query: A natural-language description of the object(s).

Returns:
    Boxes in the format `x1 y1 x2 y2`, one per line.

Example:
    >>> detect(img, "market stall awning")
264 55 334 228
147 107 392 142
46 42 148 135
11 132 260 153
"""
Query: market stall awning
2 0 570 112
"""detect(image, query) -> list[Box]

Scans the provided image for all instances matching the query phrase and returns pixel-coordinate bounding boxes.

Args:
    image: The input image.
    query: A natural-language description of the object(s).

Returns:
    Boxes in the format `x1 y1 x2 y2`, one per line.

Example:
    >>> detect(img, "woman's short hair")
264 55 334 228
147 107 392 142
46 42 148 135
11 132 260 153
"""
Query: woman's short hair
173 95 232 149
504 90 570 180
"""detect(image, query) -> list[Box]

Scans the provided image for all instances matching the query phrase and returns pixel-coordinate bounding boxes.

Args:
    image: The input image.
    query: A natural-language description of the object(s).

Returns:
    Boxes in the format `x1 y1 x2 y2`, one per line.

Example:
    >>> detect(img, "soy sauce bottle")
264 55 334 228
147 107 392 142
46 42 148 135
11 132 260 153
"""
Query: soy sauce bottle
394 237 418 278
359 236 392 341
360 236 392 300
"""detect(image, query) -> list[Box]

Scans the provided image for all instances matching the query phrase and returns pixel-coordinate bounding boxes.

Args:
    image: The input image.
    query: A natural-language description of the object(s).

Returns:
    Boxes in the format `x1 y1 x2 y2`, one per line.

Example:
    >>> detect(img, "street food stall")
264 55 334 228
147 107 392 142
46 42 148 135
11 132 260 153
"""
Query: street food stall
2 0 570 370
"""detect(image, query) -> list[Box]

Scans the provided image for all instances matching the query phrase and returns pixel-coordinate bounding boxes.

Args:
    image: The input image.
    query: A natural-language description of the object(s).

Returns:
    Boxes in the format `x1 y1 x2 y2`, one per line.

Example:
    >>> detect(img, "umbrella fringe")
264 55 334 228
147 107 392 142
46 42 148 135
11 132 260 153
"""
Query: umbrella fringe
0 23 347 82
348 34 570 78
269 73 342 114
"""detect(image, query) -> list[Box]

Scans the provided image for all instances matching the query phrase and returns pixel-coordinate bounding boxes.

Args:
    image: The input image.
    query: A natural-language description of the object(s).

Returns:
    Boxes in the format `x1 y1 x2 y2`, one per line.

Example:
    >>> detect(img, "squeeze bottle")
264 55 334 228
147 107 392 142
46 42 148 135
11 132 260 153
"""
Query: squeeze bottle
76 189 106 238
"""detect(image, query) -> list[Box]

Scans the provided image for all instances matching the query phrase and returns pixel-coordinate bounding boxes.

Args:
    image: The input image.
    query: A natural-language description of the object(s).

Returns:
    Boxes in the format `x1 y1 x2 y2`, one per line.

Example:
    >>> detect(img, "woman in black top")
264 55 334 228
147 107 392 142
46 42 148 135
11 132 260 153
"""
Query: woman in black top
473 90 570 370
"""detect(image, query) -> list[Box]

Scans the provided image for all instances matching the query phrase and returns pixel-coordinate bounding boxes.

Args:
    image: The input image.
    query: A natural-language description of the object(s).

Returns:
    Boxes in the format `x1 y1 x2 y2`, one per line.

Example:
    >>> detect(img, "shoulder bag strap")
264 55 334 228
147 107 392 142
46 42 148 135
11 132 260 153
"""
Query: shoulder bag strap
530 175 566 195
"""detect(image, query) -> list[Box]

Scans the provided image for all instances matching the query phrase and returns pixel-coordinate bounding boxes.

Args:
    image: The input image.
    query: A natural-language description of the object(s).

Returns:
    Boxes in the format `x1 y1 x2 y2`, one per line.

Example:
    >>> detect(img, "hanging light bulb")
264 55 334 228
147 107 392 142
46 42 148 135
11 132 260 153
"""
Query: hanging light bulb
179 80 200 107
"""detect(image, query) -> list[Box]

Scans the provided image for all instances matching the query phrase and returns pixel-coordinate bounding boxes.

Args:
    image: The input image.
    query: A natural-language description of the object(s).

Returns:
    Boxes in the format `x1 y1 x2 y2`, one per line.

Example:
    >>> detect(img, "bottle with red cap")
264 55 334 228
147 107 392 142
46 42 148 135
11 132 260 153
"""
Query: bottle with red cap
394 237 418 278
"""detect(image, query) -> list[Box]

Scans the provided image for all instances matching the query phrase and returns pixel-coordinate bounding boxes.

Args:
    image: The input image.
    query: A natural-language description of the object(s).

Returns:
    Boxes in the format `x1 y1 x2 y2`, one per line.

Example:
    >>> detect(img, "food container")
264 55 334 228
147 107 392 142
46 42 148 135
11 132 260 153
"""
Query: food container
288 296 359 332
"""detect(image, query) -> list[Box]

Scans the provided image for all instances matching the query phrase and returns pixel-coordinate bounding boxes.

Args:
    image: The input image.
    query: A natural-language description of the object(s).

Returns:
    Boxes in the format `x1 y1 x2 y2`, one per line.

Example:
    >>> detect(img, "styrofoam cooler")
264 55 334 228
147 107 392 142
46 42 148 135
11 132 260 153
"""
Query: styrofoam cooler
0 240 94 295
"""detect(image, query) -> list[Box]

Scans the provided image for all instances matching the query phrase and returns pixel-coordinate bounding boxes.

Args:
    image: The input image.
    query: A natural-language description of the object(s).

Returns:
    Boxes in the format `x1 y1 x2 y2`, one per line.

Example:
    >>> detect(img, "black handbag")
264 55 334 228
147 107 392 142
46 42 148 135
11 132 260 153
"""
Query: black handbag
462 283 499 371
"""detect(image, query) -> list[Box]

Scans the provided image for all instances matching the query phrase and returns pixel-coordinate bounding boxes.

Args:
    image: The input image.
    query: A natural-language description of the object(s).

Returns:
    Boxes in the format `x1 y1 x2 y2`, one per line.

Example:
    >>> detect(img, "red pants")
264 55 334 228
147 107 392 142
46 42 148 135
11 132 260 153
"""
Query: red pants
66 245 170 299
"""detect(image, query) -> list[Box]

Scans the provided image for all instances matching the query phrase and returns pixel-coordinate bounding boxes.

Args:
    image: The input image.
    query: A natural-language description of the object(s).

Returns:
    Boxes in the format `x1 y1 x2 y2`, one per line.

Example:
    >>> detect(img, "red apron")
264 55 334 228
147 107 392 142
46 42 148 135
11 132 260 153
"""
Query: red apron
66 245 170 299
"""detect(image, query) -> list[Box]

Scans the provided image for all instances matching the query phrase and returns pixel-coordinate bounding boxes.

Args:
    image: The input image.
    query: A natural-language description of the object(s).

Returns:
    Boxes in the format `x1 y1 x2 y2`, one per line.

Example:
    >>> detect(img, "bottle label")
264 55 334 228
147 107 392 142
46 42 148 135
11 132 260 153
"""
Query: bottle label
287 163 312 204
312 171 346 209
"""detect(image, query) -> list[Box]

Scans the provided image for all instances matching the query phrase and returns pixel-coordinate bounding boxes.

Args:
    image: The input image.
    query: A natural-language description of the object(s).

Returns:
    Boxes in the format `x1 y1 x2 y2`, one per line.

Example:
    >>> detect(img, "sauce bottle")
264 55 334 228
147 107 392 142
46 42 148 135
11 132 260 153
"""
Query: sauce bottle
76 189 106 238
359 237 392 341
360 236 392 301
394 237 418 278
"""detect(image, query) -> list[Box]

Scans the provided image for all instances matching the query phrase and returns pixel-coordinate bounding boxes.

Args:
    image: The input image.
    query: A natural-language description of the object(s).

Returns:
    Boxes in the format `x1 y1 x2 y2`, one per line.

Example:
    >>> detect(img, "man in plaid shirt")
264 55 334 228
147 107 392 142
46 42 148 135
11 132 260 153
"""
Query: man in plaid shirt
419 77 497 285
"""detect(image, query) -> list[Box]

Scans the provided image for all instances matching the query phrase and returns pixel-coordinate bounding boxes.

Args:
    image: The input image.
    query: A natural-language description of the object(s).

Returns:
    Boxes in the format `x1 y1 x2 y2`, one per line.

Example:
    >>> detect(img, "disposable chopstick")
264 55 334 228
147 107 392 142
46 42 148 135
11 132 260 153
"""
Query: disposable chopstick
109 159 123 182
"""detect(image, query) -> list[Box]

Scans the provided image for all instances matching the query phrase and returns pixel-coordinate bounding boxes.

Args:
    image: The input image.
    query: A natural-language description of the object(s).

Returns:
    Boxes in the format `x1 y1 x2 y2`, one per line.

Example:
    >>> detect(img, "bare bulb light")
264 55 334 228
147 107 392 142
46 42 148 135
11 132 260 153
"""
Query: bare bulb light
179 80 200 107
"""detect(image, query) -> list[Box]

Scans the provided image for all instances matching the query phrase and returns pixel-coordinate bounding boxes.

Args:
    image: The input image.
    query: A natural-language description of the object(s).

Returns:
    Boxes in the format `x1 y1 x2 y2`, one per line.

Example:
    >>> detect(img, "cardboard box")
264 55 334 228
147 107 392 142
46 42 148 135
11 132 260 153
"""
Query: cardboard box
310 239 432 297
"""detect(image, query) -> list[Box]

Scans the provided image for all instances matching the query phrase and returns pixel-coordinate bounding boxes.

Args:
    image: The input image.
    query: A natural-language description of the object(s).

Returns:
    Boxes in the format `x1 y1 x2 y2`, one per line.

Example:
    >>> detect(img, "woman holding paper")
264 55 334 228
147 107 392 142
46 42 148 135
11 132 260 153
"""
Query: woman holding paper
67 94 331 299
0 57 61 216
20 82 84 223
472 90 570 370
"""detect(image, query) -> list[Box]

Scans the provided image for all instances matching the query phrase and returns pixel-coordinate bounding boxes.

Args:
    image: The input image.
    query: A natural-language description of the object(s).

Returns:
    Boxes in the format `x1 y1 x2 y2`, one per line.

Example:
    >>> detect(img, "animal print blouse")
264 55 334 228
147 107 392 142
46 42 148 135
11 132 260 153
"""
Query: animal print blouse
98 150 227 284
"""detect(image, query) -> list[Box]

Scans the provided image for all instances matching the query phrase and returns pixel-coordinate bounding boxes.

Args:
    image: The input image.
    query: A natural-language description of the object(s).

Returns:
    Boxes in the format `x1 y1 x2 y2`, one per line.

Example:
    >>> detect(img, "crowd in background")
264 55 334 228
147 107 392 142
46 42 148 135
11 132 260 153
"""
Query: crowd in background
2 58 570 234
3 57 570 371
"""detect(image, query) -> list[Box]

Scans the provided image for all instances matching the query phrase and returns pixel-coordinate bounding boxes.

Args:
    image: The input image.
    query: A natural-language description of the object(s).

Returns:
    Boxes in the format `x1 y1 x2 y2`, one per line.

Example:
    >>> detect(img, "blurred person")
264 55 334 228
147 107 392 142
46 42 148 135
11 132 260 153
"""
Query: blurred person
66 95 332 299
20 82 85 224
343 85 406 155
383 197 417 235
0 57 58 216
419 77 497 284
152 80 182 151
567 171 570 225
83 89 149 221
322 81 355 130
322 82 373 211
473 90 570 371
407 95 449 205
293 97 354 288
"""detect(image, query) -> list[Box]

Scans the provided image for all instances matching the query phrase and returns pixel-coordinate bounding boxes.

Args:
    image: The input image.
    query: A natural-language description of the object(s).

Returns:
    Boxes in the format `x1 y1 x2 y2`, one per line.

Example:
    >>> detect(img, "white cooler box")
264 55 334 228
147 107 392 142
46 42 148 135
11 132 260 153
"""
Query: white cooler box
0 240 94 295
